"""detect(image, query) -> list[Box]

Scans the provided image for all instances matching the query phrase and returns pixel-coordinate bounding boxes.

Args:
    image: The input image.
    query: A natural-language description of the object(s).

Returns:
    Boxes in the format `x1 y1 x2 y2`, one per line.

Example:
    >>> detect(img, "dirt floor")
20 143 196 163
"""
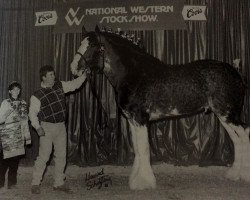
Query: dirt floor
0 163 250 200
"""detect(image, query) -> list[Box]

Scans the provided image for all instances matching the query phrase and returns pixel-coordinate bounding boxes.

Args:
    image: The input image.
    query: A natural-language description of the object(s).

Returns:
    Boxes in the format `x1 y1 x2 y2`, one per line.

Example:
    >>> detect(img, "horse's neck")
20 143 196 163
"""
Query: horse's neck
103 41 127 89
102 37 167 89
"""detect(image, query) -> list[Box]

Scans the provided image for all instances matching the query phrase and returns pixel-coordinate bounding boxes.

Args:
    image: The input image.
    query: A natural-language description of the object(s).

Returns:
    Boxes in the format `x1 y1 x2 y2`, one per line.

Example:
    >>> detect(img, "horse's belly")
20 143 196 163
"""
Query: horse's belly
147 106 207 121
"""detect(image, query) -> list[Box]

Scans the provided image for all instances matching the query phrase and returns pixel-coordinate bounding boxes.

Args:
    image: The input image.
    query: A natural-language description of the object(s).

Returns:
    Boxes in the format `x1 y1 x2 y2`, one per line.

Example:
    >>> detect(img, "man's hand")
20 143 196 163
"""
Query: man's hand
36 127 45 137
85 68 91 74
76 69 84 77
26 139 32 145
77 68 91 77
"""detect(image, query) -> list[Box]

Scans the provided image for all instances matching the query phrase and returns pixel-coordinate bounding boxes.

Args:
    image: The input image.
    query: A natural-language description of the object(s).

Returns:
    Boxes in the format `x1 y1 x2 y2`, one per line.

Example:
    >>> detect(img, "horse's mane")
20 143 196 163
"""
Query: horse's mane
99 31 144 52
100 31 167 70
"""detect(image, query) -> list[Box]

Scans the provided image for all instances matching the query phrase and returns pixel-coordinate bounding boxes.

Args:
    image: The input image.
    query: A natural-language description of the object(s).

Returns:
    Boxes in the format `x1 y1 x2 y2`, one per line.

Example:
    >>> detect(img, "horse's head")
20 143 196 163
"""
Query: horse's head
70 25 147 85
70 26 105 76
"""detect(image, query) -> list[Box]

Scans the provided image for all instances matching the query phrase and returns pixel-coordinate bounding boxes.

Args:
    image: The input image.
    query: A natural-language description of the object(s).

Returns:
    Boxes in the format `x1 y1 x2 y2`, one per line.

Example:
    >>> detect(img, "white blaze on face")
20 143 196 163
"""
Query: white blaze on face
70 37 90 76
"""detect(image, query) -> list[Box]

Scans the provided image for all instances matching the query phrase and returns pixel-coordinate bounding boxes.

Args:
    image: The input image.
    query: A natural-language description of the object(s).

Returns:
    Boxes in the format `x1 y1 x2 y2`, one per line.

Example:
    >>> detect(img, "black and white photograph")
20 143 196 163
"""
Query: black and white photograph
0 0 250 199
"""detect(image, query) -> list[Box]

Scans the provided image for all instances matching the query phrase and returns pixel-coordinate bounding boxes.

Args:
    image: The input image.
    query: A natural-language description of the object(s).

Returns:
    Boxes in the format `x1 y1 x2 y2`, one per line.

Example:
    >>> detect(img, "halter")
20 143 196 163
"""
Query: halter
75 51 89 71
77 40 106 74
96 32 106 74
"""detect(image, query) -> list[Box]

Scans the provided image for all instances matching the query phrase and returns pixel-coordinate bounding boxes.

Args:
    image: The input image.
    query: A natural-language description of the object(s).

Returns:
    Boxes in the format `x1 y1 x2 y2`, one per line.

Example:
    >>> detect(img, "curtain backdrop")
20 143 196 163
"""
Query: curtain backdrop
0 0 249 166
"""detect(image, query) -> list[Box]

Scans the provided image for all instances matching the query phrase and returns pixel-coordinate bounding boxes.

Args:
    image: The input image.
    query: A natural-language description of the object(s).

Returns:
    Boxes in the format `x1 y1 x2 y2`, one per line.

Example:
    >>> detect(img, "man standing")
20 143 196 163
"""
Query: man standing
29 65 87 194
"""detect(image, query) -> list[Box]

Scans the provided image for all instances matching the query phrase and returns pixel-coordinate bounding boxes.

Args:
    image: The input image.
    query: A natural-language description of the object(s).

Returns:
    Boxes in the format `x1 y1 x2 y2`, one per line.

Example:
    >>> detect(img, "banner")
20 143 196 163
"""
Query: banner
51 0 186 33
0 122 25 159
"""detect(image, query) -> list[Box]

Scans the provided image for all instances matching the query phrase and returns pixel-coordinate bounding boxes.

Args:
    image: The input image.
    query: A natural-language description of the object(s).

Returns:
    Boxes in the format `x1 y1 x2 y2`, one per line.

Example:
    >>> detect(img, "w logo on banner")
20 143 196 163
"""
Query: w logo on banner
65 7 84 26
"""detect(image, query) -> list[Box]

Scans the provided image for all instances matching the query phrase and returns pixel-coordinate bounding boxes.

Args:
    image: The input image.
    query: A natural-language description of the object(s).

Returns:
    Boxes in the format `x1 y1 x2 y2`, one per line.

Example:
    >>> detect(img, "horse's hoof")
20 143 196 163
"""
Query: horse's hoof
129 180 156 190
240 173 250 182
129 173 156 190
225 167 240 181
239 167 250 182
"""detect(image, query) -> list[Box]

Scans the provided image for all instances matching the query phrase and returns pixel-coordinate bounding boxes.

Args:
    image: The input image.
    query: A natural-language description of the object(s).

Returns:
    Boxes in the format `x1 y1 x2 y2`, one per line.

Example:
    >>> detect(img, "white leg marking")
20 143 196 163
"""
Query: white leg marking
219 118 250 182
128 120 156 190
236 126 250 182
128 122 139 184
226 124 250 182
219 119 242 181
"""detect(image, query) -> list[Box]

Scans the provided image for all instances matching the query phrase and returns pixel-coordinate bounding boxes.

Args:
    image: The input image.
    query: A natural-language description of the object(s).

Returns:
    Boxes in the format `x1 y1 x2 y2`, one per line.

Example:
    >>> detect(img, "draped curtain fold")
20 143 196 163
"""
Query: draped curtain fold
0 0 249 166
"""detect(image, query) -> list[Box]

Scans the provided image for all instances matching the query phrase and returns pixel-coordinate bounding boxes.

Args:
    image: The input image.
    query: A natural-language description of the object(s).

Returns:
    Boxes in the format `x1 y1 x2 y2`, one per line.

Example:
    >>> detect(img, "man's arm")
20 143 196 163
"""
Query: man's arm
29 96 46 136
29 95 41 130
61 71 87 93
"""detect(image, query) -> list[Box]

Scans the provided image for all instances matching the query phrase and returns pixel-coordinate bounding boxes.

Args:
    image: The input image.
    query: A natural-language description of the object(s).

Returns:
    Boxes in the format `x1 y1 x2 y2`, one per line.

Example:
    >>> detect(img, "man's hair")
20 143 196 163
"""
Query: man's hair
40 65 54 81
8 81 22 98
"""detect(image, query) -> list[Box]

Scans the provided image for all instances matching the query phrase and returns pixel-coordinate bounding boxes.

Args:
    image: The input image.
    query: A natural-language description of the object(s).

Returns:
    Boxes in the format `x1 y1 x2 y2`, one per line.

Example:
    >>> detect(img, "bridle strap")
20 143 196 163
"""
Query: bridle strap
100 47 105 73
76 52 88 67
98 33 105 73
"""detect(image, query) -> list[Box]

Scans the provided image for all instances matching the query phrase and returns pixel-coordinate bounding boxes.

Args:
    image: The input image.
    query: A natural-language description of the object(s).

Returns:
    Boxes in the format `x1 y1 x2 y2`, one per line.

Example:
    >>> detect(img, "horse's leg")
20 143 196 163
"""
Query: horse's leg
218 119 242 181
218 117 250 181
128 120 140 187
128 120 156 190
240 127 250 181
226 123 250 181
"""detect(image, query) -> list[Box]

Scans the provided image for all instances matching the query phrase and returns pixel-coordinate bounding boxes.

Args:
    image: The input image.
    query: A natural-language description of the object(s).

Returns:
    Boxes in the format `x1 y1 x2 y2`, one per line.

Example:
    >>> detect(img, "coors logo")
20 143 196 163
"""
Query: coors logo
35 11 58 26
182 5 206 21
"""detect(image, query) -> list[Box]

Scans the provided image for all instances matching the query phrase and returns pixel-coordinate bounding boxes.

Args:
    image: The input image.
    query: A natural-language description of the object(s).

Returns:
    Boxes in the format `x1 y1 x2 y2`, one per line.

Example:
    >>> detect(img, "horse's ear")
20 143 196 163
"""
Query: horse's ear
95 25 101 34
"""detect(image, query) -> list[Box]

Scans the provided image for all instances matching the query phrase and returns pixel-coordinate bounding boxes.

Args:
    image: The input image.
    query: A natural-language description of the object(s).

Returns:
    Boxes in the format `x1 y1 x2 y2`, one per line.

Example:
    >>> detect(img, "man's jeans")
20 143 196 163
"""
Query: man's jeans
31 122 67 187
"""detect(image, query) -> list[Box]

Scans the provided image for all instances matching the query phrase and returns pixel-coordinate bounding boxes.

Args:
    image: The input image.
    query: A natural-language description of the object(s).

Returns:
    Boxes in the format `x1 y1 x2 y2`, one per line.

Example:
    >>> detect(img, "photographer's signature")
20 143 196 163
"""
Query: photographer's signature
85 168 112 190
